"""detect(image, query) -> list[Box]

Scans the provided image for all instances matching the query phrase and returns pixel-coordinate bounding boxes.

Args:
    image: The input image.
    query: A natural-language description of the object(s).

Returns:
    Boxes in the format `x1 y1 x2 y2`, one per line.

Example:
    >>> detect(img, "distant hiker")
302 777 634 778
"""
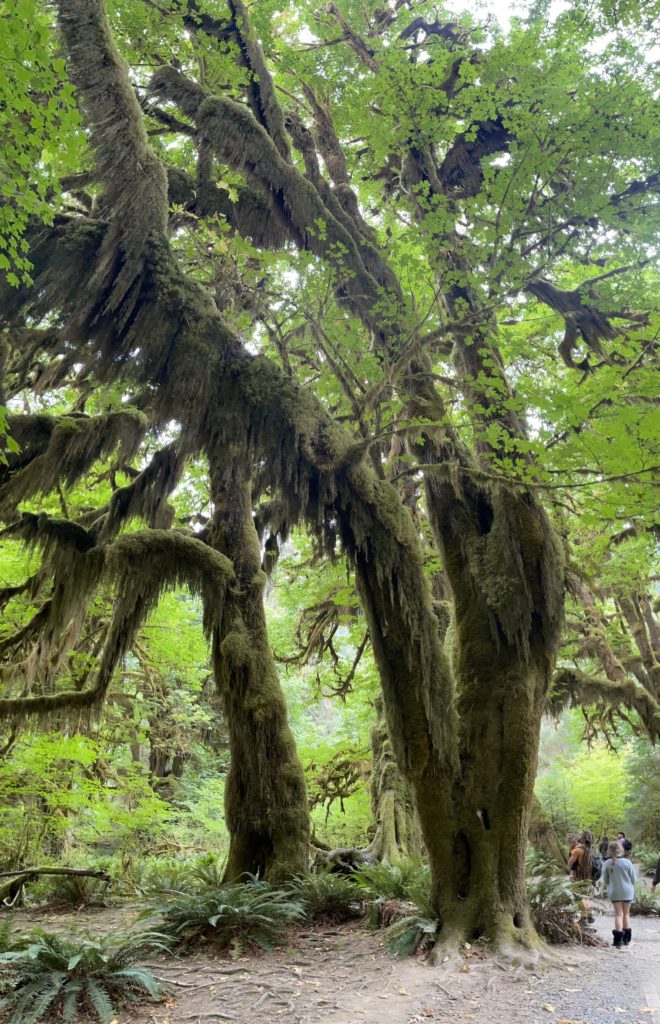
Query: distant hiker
602 840 636 948
652 857 660 894
598 834 610 859
617 831 633 854
568 828 599 924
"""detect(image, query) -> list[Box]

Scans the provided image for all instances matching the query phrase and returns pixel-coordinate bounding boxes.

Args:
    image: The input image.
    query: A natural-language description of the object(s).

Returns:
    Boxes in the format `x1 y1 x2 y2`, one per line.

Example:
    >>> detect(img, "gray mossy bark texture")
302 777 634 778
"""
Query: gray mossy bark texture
208 448 310 881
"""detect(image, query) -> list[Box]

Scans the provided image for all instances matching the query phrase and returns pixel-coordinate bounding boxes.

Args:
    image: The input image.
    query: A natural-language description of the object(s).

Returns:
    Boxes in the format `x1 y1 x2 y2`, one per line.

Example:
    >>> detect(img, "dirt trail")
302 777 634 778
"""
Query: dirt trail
5 904 659 1024
136 913 660 1024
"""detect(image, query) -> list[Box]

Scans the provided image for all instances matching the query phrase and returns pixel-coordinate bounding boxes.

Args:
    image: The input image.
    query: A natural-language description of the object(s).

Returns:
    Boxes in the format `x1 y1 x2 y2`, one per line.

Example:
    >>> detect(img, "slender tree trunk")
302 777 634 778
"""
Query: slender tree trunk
207 446 309 881
528 795 565 865
368 696 422 863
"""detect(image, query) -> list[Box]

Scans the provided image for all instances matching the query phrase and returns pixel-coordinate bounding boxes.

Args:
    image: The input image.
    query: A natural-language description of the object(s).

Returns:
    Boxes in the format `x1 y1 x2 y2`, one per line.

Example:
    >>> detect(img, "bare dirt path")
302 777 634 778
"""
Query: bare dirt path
135 914 660 1024
4 905 659 1024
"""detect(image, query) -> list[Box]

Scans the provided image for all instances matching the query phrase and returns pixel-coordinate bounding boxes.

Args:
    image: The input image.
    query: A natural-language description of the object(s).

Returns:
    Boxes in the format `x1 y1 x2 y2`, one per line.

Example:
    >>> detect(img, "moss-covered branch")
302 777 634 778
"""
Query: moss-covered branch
148 67 402 344
0 409 148 517
166 166 294 249
0 528 234 727
56 0 168 318
524 278 630 371
547 667 660 741
226 0 291 161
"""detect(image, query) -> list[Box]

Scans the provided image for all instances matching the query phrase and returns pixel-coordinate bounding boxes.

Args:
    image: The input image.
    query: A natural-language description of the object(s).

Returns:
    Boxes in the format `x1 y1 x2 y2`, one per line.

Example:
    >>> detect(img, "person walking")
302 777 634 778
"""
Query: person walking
568 828 598 924
601 840 636 948
617 831 633 854
598 834 610 859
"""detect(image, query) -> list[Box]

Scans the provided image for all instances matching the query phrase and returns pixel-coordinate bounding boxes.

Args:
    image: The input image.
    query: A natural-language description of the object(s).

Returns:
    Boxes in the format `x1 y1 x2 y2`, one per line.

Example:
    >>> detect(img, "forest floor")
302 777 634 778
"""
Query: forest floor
4 901 660 1024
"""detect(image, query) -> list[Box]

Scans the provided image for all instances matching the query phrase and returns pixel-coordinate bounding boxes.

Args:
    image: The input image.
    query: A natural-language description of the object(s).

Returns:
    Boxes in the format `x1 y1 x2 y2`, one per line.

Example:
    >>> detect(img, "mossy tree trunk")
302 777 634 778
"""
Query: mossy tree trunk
418 465 563 947
208 446 309 881
528 795 566 865
368 696 422 863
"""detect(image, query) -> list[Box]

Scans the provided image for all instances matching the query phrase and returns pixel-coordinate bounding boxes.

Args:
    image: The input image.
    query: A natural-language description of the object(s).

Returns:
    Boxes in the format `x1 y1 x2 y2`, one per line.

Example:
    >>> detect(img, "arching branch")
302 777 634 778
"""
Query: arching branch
547 667 660 741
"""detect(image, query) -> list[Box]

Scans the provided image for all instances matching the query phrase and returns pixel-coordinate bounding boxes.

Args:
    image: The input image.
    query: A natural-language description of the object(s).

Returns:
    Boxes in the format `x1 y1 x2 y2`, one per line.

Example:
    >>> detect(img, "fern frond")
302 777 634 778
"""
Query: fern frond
85 977 115 1023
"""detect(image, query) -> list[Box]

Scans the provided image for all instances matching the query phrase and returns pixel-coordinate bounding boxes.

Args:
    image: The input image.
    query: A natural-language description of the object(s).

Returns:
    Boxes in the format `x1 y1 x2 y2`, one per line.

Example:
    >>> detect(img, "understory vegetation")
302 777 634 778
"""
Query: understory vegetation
0 1 658 1017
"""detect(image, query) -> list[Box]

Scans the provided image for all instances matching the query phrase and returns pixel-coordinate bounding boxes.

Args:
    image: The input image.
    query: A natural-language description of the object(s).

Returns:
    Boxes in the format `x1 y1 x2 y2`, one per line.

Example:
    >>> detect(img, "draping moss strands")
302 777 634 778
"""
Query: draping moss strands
0 524 234 731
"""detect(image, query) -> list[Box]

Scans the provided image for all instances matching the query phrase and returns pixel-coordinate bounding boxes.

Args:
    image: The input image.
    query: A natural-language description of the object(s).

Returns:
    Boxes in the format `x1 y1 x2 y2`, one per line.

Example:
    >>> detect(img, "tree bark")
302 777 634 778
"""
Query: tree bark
207 446 310 881
528 795 566 865
368 696 422 863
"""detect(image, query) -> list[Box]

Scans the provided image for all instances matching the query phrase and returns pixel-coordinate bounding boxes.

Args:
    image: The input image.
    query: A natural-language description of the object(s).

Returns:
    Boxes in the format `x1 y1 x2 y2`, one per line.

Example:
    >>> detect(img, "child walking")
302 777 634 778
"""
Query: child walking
601 840 636 948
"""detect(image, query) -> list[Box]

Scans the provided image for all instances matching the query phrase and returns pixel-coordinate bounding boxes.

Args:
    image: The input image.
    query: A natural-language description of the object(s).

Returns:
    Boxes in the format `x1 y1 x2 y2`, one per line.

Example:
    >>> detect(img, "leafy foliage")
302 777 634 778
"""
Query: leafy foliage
287 872 363 922
383 914 439 957
355 861 432 912
629 884 660 917
143 879 306 952
526 874 583 945
0 929 169 1023
0 0 82 283
632 844 660 876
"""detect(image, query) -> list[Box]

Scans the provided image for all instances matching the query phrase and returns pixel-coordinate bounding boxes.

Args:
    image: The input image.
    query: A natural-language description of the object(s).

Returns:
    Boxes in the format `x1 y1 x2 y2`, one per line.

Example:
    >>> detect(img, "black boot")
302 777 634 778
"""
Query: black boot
623 928 632 945
612 929 623 948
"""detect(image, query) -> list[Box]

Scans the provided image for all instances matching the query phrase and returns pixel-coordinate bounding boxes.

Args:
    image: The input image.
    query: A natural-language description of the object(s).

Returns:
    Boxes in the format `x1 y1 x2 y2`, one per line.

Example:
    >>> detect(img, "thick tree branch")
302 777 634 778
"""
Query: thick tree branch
148 67 403 345
56 0 168 320
547 667 660 741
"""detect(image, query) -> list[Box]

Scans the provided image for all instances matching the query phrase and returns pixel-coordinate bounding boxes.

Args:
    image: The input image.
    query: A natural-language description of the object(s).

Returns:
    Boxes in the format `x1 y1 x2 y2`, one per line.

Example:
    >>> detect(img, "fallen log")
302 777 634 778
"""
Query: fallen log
1 867 112 908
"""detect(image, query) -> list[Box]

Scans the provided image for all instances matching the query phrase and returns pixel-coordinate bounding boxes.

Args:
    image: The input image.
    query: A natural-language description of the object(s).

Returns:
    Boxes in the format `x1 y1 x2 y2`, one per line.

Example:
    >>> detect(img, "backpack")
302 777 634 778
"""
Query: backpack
591 852 602 881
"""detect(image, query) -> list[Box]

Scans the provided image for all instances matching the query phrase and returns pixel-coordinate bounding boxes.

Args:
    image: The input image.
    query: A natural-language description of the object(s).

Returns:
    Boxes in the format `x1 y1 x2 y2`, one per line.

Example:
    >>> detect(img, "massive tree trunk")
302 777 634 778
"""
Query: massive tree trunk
207 446 309 881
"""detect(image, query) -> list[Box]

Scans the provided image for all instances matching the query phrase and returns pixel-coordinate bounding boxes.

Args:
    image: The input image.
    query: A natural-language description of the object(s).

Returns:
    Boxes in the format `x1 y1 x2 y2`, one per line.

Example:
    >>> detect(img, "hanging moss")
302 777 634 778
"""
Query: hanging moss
0 525 234 730
166 166 293 250
548 667 660 741
56 0 168 325
227 0 291 162
0 409 147 517
99 441 188 539
147 67 403 342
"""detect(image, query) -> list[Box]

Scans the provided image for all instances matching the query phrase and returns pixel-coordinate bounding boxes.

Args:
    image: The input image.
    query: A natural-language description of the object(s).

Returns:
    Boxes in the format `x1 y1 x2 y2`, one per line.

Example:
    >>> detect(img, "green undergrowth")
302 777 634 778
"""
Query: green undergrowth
286 873 363 922
140 878 307 952
630 883 660 916
632 844 660 876
0 930 170 1023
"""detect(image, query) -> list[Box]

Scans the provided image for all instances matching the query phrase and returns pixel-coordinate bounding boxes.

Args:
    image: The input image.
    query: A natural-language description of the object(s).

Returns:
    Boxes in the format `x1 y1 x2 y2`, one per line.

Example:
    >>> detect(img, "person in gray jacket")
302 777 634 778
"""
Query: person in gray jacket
601 840 636 948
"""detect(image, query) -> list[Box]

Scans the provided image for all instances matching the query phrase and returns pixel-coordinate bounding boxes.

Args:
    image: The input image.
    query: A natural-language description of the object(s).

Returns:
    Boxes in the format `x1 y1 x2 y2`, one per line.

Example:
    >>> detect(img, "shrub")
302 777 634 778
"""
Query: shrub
353 861 437 955
144 879 306 952
525 847 557 878
632 844 660 876
138 853 225 894
355 861 431 906
383 914 438 957
0 929 170 1023
288 873 363 922
527 874 582 944
630 883 660 917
